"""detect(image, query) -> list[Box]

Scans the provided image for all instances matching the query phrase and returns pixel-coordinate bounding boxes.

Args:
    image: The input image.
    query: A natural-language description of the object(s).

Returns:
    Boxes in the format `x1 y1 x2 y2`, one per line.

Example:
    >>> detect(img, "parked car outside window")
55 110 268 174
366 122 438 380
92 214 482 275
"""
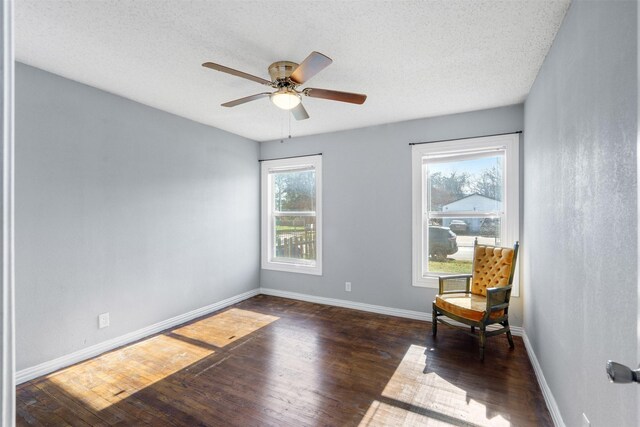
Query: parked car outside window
429 226 458 261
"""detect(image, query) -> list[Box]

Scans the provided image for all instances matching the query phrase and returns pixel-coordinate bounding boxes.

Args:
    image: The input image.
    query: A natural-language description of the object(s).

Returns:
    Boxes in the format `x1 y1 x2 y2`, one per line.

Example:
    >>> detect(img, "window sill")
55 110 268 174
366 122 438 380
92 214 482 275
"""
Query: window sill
412 276 439 289
262 261 322 276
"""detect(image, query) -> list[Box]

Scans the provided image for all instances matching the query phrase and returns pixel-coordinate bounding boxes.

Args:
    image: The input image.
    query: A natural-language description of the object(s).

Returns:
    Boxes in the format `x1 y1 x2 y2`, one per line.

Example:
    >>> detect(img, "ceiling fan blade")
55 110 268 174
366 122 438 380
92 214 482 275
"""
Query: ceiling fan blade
305 88 367 104
289 52 333 84
291 103 310 121
221 92 271 107
202 62 272 86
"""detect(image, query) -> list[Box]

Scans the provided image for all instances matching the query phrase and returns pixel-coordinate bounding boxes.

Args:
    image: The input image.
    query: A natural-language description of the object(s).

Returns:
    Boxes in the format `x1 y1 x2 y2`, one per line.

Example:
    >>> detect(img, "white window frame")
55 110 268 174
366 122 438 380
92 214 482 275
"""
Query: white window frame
411 133 520 294
261 155 322 275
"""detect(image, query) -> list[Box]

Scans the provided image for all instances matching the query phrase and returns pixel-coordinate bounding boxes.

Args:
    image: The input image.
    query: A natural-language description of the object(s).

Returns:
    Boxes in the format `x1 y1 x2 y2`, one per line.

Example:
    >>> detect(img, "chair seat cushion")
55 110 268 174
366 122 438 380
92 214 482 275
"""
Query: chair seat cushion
435 293 504 322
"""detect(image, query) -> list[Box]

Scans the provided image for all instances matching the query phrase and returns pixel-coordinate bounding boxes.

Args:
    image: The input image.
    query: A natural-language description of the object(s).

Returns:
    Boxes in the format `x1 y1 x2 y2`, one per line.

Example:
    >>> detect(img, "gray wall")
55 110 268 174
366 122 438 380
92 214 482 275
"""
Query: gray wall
524 1 637 426
260 105 524 324
15 63 260 370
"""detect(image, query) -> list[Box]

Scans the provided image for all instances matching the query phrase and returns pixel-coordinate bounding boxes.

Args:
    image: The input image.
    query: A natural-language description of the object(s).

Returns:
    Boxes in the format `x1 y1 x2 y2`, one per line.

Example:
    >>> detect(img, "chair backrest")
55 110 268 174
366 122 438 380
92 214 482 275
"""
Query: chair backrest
470 240 519 296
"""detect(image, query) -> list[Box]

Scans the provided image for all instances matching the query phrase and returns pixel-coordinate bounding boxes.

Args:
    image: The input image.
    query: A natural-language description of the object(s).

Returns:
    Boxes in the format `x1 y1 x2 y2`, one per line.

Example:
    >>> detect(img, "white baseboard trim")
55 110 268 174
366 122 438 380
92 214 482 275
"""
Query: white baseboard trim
259 287 523 336
260 287 431 321
522 332 564 427
16 288 260 385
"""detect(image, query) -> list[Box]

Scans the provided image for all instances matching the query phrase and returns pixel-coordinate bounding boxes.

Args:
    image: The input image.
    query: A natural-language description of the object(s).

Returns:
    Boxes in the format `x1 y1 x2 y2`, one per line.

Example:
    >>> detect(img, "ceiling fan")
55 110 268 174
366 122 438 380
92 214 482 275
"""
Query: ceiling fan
202 51 367 120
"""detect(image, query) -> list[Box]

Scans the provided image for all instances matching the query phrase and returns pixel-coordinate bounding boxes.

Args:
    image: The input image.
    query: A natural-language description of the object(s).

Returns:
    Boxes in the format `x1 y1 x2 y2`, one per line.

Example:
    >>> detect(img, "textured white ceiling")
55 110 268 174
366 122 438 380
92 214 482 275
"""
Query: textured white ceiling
16 0 570 142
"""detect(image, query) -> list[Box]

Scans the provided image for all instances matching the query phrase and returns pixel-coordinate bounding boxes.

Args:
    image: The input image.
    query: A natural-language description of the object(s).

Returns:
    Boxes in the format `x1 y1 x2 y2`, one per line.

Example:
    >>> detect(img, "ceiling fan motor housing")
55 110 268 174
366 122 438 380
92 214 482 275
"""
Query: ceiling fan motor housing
268 61 299 85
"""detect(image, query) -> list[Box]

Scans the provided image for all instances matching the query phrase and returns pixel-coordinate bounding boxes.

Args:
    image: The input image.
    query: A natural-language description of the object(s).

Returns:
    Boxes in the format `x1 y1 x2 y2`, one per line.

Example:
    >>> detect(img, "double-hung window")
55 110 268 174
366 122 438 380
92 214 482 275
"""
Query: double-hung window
261 155 322 275
411 133 519 292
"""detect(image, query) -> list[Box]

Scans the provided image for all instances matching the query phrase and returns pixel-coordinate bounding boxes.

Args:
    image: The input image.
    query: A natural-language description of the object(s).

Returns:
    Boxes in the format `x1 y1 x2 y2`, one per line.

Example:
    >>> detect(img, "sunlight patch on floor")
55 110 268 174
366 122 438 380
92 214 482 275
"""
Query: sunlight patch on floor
46 334 214 411
259 324 324 416
358 344 511 427
361 399 457 426
171 308 279 348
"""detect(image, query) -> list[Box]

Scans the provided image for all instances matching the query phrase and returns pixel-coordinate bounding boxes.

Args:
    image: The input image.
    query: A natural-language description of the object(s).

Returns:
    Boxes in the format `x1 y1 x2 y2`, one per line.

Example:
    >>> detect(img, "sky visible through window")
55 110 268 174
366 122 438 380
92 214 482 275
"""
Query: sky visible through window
428 155 501 177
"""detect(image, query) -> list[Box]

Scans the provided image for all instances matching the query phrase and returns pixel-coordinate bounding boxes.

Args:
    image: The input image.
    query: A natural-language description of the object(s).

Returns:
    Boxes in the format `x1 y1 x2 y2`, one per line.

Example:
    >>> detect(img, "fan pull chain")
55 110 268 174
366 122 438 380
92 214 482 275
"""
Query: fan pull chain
280 109 285 143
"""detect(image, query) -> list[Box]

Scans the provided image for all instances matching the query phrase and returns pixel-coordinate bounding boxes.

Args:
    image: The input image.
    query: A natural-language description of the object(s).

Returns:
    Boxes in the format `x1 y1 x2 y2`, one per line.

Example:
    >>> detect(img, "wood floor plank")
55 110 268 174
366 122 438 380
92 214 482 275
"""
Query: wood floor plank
29 380 109 427
17 295 552 426
17 382 87 427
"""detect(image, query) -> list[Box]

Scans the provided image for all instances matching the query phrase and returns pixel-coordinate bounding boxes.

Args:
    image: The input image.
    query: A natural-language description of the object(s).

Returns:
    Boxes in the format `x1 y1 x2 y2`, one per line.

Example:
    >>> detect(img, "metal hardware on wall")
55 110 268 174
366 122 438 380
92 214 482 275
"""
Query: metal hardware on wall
409 130 522 146
258 153 322 162
606 361 640 384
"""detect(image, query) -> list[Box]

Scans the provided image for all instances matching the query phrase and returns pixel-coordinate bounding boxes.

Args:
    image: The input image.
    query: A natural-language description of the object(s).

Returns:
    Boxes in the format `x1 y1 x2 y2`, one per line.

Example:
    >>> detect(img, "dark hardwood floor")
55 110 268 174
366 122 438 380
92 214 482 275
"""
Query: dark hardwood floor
17 295 552 426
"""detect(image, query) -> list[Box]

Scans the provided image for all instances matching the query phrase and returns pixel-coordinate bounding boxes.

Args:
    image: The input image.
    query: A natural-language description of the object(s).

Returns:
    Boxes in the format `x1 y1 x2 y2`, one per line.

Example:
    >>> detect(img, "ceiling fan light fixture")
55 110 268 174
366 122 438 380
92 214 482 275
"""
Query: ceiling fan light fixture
270 89 301 110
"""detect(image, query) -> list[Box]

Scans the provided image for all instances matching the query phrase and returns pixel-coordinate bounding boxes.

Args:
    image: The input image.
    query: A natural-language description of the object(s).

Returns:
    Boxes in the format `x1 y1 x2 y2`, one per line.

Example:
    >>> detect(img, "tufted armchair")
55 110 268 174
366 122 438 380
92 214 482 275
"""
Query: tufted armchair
432 239 519 360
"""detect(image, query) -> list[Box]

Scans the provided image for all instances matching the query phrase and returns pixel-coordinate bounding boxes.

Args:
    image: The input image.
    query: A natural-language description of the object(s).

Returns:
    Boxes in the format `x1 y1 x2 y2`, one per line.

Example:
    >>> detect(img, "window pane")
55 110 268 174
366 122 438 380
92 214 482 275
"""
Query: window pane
273 216 316 262
424 154 504 275
272 169 316 212
426 155 503 212
262 155 322 275
412 134 518 289
425 217 502 274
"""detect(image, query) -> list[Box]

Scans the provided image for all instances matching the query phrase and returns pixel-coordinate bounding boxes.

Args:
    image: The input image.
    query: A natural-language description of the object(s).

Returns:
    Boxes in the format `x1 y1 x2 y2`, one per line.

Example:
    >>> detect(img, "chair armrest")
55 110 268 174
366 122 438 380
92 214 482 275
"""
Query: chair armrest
438 274 472 294
485 285 512 311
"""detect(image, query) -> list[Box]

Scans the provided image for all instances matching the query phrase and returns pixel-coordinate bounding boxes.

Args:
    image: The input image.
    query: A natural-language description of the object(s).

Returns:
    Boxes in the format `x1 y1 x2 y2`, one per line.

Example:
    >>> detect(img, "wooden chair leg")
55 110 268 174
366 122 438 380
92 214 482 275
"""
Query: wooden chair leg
431 304 437 337
479 327 486 361
507 331 514 348
504 320 515 348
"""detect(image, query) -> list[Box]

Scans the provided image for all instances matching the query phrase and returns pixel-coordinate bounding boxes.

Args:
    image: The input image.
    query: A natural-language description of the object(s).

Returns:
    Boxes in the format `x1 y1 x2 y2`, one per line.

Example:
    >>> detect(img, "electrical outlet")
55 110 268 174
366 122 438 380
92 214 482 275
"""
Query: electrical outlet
345 282 352 292
98 312 110 329
582 413 590 427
